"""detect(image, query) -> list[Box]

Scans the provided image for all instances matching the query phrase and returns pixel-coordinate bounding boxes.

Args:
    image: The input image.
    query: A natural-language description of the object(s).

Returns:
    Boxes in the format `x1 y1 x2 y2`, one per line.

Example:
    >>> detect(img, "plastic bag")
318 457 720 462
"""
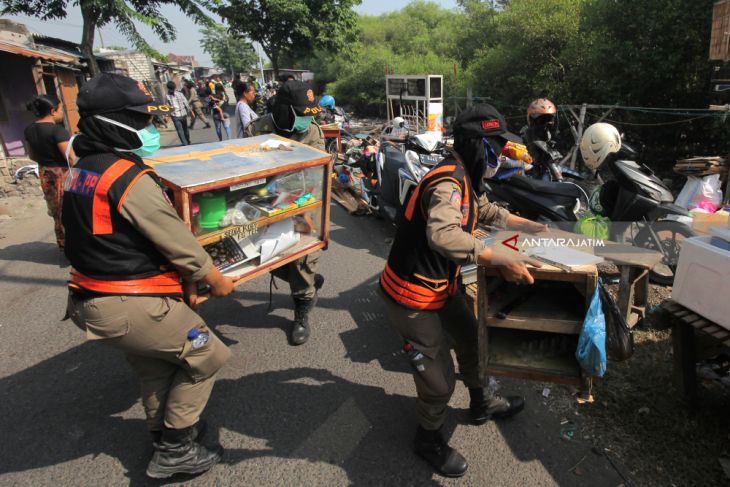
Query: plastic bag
574 216 610 240
599 283 634 361
674 175 722 211
575 282 607 377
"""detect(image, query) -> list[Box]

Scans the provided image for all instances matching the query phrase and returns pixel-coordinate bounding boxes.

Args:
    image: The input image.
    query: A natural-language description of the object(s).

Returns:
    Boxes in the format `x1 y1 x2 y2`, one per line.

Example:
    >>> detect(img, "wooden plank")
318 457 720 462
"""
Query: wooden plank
708 328 730 340
710 0 730 60
485 364 583 386
486 318 581 335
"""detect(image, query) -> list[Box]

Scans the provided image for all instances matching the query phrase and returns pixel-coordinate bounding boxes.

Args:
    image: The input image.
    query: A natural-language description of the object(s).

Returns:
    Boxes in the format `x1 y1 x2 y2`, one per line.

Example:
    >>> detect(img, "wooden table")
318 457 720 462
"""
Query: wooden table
659 299 730 409
464 227 662 386
465 228 663 329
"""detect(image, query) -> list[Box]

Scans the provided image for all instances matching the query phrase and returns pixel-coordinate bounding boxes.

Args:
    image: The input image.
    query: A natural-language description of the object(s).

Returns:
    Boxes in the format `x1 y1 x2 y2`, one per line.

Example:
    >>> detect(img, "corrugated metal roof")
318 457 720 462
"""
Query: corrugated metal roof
0 39 77 63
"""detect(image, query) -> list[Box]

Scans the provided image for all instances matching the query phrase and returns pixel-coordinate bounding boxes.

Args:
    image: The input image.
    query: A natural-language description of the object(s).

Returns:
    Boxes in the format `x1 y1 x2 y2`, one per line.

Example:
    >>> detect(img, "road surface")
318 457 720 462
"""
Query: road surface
0 125 626 486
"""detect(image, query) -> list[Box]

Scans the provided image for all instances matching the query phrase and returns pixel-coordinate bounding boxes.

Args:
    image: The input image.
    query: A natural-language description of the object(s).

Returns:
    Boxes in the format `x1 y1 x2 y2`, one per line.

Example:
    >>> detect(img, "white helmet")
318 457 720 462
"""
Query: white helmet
392 116 406 128
580 123 621 170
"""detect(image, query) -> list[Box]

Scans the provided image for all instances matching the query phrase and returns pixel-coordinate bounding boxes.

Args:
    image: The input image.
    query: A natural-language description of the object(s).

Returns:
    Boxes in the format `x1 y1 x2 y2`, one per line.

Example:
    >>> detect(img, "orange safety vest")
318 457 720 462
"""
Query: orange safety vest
63 153 183 297
380 156 477 310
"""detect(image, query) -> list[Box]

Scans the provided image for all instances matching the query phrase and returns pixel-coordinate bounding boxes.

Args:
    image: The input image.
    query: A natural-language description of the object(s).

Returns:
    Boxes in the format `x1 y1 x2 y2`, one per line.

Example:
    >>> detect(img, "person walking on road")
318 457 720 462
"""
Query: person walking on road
187 80 210 129
23 95 75 250
209 85 232 141
165 81 191 146
63 73 234 479
246 80 325 345
233 80 258 138
380 104 548 478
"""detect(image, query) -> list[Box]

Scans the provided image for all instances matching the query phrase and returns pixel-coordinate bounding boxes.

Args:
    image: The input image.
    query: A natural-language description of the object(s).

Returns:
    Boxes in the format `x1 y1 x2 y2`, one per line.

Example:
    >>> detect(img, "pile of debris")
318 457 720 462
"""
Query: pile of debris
0 158 43 199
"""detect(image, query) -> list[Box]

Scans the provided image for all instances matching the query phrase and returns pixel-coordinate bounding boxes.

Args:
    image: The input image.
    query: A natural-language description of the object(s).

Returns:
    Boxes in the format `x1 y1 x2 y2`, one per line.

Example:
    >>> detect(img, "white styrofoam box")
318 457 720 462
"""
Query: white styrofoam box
672 236 730 330
710 226 730 242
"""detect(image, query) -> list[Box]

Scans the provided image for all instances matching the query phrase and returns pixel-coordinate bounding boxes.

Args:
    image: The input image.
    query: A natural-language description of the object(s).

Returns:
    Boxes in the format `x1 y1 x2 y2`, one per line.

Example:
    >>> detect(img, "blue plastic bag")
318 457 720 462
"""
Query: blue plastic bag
575 280 607 377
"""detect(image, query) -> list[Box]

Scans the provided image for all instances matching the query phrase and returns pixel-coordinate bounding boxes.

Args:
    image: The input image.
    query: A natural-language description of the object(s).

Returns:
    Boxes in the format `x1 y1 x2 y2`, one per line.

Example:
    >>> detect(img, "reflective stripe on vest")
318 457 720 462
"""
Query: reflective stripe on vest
380 263 449 310
92 159 136 235
68 269 183 295
404 164 458 222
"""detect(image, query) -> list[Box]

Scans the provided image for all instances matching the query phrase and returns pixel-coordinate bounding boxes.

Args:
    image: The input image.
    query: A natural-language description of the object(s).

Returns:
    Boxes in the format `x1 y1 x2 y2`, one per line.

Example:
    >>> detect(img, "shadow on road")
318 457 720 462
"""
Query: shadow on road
0 241 62 266
0 343 448 485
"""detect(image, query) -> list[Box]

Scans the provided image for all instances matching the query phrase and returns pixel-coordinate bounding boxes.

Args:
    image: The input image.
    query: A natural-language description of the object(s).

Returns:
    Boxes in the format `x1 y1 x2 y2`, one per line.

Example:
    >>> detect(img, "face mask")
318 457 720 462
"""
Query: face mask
133 125 161 156
292 115 313 133
94 115 161 156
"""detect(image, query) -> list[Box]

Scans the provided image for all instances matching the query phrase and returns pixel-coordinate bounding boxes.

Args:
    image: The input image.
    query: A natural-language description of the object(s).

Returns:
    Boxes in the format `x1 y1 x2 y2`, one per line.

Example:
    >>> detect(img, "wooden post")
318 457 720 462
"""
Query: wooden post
570 103 587 170
672 321 698 410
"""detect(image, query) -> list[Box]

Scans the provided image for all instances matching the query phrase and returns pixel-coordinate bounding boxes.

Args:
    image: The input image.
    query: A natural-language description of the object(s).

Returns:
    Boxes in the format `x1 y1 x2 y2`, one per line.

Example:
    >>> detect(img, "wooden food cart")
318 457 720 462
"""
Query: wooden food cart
463 228 662 386
147 134 332 288
476 256 599 386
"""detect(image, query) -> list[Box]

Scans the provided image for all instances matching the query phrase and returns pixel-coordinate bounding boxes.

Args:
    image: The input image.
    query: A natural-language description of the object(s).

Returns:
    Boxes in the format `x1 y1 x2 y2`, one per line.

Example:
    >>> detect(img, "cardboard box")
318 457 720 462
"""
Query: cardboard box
691 211 729 235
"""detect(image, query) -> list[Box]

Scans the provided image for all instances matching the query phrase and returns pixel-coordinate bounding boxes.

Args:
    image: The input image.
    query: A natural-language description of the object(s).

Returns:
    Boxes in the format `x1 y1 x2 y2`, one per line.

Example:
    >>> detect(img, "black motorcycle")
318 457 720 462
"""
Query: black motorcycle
486 140 693 285
596 143 694 285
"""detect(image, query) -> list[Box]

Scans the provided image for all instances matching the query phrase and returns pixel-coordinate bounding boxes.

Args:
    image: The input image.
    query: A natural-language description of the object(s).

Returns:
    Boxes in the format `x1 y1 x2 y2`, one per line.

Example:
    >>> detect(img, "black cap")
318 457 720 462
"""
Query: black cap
453 104 520 142
274 80 322 116
77 73 170 117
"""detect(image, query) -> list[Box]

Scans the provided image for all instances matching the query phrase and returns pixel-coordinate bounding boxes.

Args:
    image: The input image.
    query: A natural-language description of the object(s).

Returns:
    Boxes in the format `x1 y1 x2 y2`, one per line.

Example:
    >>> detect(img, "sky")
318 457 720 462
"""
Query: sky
4 0 459 67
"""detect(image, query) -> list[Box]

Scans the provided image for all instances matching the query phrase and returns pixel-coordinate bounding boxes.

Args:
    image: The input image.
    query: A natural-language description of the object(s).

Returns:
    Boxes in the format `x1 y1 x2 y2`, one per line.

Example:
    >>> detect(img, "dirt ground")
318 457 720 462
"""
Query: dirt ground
539 272 730 487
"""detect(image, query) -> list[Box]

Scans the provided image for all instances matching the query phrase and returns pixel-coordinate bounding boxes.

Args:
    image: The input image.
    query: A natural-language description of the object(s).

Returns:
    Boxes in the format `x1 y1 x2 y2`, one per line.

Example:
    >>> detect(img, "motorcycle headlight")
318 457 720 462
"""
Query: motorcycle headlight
405 150 420 166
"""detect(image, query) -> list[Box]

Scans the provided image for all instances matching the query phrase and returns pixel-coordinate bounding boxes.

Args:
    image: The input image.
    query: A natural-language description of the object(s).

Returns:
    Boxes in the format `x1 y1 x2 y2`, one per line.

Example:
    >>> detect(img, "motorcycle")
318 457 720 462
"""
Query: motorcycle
594 142 694 285
333 131 447 223
486 138 693 285
528 139 585 182
484 175 586 223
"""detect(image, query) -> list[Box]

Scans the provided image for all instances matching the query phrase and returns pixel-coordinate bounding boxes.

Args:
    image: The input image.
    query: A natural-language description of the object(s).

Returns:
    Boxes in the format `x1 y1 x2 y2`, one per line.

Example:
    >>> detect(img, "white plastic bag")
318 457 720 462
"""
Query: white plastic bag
675 175 723 211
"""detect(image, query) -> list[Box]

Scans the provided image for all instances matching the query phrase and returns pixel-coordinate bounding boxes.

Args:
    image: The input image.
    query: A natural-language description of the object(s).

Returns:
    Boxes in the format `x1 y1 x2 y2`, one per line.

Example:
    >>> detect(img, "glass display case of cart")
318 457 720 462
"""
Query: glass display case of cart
146 134 332 284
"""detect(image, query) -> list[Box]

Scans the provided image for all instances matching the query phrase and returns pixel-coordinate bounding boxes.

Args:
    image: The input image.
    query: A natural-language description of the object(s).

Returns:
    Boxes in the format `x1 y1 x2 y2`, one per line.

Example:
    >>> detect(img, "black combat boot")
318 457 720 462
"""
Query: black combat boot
469 387 525 425
150 419 207 444
290 274 324 346
145 426 222 479
414 425 468 478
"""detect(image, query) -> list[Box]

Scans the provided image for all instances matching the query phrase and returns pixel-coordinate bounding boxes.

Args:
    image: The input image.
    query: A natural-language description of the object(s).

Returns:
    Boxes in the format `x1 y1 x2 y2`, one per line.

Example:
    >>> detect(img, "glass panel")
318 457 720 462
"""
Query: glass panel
429 77 442 98
190 166 324 238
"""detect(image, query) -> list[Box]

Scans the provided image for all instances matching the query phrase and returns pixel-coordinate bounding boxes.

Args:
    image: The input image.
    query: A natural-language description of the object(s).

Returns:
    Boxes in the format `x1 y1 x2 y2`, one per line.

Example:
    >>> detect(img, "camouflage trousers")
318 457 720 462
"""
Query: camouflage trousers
39 166 68 249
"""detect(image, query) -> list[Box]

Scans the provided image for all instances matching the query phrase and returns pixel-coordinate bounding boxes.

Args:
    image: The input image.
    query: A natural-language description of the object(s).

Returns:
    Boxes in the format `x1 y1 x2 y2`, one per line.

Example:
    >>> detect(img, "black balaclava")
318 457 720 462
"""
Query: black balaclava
453 134 504 196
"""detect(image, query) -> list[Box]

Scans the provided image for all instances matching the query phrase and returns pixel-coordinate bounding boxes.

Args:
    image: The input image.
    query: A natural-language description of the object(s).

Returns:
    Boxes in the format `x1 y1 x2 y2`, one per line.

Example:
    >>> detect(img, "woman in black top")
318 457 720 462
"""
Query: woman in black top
24 95 75 249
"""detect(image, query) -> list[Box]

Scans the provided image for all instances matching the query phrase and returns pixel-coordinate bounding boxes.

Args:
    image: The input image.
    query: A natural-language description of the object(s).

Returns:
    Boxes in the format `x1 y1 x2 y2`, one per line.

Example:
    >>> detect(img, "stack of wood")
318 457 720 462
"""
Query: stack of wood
674 156 728 177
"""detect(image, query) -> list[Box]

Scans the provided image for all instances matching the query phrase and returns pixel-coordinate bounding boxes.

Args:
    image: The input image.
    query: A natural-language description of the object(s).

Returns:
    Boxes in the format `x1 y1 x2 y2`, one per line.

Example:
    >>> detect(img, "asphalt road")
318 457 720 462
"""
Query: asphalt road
0 126 626 486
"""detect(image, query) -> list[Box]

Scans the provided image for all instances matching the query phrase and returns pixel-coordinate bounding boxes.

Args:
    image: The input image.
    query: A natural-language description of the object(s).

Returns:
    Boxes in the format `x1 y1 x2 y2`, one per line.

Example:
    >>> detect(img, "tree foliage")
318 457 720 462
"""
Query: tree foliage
282 0 723 165
200 24 258 77
0 0 214 75
218 0 361 77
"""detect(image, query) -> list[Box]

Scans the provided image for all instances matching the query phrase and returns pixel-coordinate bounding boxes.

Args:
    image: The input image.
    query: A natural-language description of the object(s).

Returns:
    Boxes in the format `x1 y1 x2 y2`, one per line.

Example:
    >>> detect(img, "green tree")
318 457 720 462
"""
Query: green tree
218 0 361 78
465 0 587 107
0 0 214 76
570 0 714 107
200 24 257 78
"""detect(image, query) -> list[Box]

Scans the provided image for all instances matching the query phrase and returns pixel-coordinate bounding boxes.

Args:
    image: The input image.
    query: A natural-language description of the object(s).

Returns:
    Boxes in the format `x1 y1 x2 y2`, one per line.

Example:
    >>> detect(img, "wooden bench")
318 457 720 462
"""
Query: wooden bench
660 299 730 409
